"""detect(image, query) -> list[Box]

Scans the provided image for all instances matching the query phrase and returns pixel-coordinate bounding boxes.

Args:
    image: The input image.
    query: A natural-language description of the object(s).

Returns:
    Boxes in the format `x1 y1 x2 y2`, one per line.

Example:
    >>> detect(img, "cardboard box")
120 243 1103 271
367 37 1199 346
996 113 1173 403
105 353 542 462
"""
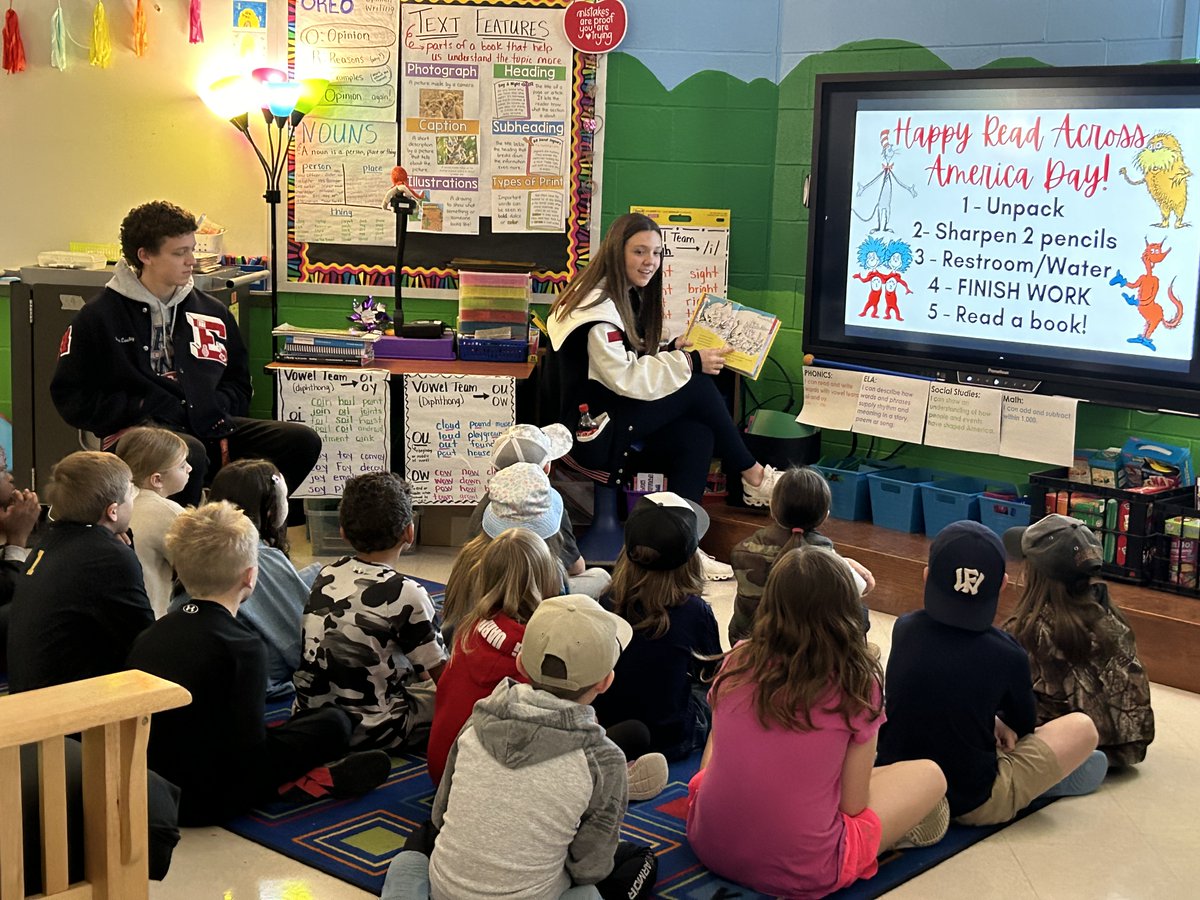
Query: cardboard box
417 505 476 547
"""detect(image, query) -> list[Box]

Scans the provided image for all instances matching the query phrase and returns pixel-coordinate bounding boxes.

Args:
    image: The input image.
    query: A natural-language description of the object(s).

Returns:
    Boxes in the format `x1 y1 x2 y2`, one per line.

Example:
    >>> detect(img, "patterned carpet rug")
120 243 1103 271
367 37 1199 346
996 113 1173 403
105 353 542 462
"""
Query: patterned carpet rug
223 575 1057 898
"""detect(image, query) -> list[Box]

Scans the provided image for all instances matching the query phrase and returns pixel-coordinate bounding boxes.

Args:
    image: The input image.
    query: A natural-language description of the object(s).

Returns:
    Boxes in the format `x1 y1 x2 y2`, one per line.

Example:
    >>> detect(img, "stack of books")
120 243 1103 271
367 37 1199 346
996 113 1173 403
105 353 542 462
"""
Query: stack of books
273 323 379 365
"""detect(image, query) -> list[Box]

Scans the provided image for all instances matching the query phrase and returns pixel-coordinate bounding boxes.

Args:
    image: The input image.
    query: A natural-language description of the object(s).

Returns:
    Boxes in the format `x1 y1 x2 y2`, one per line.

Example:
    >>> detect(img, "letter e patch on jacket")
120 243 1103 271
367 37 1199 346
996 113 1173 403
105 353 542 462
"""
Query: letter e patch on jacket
185 312 228 365
59 326 72 357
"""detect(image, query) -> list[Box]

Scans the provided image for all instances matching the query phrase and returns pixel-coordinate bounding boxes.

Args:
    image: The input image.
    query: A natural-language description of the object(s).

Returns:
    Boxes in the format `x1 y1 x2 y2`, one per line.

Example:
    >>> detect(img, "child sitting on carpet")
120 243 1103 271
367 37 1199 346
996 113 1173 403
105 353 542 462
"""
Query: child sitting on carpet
172 459 310 700
687 545 949 899
876 521 1108 827
1003 514 1154 766
115 426 191 616
465 422 611 598
381 595 658 900
728 465 874 643
441 463 568 643
591 492 722 761
292 471 448 751
127 501 390 825
425 526 562 785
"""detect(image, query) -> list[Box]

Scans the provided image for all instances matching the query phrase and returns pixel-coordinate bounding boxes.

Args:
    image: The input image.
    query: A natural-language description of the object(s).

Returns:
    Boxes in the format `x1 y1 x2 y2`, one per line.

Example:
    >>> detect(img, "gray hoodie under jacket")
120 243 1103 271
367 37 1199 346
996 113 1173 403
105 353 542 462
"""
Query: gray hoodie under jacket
428 678 629 900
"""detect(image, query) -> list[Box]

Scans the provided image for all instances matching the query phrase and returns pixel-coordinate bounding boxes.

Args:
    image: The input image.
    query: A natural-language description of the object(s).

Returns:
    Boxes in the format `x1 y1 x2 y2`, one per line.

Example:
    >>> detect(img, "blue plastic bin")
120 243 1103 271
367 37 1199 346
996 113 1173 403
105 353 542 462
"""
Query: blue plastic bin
979 492 1032 538
866 468 950 533
814 457 901 521
921 477 1020 538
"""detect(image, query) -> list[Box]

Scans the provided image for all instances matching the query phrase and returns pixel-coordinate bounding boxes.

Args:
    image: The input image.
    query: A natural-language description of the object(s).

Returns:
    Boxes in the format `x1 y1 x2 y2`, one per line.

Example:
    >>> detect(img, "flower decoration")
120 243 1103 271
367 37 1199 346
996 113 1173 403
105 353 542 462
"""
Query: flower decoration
348 296 392 334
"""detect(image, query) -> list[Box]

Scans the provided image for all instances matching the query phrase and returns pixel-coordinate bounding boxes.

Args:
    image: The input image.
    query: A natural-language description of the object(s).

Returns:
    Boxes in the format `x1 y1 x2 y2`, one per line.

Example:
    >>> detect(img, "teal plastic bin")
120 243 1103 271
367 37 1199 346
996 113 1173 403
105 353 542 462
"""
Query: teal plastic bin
814 457 901 521
867 468 950 533
921 477 1020 538
979 489 1032 538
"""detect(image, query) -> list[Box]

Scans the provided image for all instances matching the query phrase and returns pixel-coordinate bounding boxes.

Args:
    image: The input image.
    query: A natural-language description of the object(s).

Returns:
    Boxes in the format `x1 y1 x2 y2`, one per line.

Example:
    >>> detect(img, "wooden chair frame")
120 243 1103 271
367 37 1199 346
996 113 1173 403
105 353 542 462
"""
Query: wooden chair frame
0 671 190 900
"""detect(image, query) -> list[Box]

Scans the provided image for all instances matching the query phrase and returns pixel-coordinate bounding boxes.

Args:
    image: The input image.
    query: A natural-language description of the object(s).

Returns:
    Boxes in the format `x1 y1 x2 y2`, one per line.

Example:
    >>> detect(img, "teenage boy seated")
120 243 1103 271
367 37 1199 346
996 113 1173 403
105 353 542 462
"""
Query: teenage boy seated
126 501 390 825
292 472 448 751
7 452 153 693
380 594 657 900
876 521 1107 825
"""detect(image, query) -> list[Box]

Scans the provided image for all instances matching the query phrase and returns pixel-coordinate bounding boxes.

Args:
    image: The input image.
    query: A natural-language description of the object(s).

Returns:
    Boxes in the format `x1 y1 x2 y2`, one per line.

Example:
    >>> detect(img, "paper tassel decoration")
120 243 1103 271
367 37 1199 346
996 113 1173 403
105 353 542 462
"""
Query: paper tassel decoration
132 0 147 56
50 1 67 70
189 0 203 44
89 0 111 67
3 4 27 75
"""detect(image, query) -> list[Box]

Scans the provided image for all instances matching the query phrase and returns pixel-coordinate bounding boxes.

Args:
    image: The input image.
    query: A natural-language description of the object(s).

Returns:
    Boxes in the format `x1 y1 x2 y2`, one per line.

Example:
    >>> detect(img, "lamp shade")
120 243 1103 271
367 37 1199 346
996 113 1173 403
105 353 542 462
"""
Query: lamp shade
203 75 254 121
266 81 303 118
251 66 287 84
294 77 331 116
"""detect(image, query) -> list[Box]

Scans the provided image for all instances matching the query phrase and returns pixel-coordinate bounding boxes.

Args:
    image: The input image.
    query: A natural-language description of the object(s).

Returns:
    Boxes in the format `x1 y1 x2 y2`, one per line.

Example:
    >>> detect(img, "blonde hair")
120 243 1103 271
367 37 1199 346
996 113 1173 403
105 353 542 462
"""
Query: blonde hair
456 528 560 652
46 452 132 524
608 547 704 639
115 426 189 486
441 532 491 630
165 500 259 598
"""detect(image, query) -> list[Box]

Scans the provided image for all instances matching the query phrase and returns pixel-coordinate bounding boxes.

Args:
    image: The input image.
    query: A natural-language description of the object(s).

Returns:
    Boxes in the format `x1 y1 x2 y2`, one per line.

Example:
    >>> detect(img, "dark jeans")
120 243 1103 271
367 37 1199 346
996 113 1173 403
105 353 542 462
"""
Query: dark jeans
167 416 321 522
258 706 355 796
622 375 755 502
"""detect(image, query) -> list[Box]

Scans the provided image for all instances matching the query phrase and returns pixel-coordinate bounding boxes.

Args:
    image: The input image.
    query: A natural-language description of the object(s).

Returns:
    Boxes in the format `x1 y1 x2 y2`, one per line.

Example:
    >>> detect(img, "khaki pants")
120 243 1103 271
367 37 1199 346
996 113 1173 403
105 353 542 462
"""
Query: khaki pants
956 733 1062 826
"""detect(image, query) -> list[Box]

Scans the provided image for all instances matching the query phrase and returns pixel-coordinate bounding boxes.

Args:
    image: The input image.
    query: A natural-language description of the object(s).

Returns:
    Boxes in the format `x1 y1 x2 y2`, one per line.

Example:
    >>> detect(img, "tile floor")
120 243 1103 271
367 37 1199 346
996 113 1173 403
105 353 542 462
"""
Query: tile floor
150 539 1200 899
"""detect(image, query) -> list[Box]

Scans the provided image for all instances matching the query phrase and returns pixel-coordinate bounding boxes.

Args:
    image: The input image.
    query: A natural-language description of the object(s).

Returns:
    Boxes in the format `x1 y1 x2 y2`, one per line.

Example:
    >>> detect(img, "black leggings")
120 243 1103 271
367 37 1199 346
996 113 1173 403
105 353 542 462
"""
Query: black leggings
618 375 755 502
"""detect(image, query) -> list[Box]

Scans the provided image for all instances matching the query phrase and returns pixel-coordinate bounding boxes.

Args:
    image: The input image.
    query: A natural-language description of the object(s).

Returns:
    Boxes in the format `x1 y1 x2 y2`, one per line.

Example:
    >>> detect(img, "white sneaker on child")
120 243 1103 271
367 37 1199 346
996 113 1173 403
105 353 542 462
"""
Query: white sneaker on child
742 464 781 508
698 549 734 581
894 795 949 849
627 752 669 802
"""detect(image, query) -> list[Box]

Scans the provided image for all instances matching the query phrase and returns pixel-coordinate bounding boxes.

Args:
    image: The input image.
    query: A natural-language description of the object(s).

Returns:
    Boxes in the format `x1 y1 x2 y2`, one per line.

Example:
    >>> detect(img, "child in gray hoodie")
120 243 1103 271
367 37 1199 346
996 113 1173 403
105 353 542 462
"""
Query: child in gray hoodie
382 594 657 899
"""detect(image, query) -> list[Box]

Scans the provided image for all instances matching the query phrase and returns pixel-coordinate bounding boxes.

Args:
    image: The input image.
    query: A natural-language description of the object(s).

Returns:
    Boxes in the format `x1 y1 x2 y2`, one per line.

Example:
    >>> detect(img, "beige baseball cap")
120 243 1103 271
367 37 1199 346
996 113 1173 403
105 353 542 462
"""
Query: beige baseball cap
519 594 633 692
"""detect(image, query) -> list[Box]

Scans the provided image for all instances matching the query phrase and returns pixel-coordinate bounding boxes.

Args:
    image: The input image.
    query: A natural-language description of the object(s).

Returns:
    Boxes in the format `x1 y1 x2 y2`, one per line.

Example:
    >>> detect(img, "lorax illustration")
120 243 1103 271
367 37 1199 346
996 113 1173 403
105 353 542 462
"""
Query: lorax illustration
1120 133 1191 228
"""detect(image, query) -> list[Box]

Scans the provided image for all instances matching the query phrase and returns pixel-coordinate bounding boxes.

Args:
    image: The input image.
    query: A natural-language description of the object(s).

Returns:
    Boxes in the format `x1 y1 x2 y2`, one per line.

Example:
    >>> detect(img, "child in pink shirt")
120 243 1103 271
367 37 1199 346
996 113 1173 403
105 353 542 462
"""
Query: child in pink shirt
686 546 948 898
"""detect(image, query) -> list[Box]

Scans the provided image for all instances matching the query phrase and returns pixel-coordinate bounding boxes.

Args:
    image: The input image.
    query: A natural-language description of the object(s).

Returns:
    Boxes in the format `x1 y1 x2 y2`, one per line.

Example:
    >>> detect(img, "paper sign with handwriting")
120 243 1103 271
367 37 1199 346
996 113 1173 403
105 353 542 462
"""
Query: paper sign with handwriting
403 374 516 505
852 373 930 443
924 383 1003 454
999 392 1078 466
277 367 390 498
798 367 864 431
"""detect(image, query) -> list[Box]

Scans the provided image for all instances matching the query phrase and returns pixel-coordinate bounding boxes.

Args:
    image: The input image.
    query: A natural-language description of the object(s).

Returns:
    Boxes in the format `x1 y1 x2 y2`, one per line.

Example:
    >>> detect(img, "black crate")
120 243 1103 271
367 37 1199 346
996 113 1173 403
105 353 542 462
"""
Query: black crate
1148 504 1200 598
1028 468 1195 584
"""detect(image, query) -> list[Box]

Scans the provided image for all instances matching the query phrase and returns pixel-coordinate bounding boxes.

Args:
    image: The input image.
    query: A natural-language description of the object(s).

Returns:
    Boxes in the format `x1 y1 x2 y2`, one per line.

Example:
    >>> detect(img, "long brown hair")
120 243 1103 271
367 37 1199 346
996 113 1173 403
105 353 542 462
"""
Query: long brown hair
607 547 704 638
1005 567 1121 665
711 546 882 732
442 532 492 630
456 528 561 653
550 212 664 353
770 466 833 557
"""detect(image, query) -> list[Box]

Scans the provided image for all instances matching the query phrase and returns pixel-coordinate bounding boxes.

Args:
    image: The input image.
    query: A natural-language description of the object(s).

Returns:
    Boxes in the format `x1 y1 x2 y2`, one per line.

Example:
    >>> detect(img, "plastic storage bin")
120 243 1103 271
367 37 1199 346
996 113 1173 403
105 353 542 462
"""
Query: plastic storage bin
814 457 900 521
304 498 352 558
920 476 1018 538
1028 467 1195 583
866 468 951 533
979 493 1032 538
457 336 529 362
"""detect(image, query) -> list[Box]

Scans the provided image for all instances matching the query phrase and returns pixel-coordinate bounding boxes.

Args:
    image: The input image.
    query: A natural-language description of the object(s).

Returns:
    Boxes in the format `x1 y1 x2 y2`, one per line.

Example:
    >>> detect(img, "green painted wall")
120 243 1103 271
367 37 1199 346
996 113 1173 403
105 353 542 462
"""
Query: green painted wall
11 43 1200 483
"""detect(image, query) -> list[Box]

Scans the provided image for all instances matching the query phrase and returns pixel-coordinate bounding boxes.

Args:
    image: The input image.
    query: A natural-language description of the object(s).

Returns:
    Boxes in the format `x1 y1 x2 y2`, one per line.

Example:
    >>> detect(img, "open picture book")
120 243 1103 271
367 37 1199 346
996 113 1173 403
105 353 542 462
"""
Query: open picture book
681 292 780 380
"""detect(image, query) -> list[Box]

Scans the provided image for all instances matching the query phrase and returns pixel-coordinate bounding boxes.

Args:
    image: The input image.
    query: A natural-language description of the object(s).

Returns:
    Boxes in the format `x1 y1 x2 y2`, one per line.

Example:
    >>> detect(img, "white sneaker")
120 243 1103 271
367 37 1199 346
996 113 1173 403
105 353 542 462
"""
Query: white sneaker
743 464 781 507
627 753 669 802
698 549 734 581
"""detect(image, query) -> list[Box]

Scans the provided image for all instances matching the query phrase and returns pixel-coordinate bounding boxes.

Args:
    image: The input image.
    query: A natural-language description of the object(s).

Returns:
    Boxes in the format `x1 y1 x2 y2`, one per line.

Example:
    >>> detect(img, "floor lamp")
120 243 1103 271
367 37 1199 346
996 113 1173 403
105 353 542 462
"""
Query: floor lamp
201 71 327 409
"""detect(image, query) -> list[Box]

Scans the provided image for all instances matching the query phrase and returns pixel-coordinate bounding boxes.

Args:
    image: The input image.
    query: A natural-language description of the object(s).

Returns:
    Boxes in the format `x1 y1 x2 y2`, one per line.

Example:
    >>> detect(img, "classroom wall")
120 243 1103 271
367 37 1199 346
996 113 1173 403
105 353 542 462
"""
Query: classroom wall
6 0 1200 483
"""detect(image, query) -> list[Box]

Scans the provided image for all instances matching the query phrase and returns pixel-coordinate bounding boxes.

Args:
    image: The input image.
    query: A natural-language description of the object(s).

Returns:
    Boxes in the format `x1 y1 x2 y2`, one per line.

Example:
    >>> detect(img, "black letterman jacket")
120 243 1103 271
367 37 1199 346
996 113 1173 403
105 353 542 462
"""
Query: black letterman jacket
50 287 252 441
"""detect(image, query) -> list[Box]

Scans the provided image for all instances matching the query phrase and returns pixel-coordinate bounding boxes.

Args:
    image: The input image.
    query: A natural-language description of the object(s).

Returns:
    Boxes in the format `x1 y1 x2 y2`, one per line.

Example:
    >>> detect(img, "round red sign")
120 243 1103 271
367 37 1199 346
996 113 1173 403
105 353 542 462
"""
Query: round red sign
564 0 628 54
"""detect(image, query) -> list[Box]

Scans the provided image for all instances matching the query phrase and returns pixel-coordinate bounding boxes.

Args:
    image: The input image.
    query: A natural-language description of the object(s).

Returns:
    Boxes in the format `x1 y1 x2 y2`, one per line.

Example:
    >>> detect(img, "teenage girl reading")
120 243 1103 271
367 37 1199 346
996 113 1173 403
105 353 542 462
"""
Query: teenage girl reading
546 212 779 505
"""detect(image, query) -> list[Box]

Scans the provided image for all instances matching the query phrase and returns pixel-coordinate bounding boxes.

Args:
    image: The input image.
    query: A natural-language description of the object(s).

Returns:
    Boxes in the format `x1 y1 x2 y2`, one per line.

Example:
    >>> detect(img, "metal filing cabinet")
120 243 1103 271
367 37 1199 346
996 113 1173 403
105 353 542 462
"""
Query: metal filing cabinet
9 267 237 490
